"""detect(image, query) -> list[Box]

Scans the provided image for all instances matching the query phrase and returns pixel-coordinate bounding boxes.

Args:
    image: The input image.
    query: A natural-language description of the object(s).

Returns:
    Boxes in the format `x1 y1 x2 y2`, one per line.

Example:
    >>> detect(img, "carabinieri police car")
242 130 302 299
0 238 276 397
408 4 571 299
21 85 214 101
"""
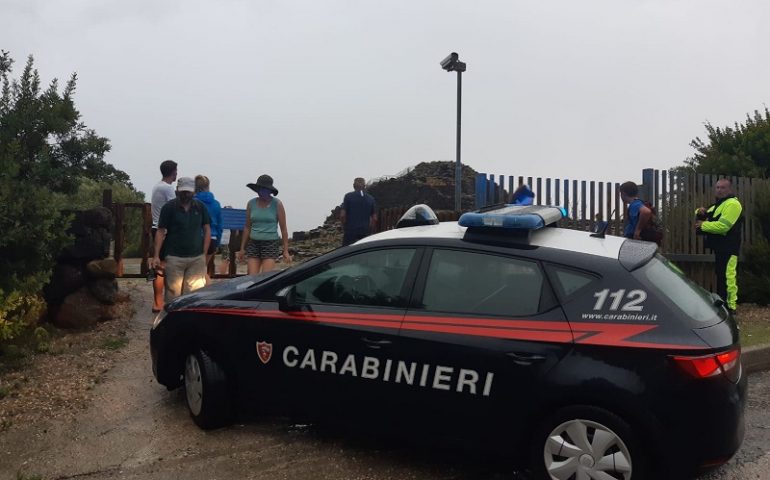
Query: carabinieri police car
151 204 745 480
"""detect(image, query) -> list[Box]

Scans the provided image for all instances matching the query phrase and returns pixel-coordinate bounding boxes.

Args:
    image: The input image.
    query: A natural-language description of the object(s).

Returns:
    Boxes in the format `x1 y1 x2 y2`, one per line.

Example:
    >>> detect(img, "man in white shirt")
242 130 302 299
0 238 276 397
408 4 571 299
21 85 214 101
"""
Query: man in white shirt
150 159 177 312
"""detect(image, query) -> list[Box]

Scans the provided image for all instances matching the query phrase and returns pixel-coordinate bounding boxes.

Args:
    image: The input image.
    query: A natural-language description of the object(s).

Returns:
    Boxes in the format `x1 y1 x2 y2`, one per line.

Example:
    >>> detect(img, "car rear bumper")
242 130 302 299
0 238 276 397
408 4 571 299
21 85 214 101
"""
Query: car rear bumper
659 365 747 475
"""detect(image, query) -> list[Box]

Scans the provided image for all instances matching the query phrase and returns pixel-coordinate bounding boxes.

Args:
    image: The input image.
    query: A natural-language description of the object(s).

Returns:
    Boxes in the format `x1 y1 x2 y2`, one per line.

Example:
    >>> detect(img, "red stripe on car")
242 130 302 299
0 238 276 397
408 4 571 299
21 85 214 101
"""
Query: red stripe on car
182 308 701 349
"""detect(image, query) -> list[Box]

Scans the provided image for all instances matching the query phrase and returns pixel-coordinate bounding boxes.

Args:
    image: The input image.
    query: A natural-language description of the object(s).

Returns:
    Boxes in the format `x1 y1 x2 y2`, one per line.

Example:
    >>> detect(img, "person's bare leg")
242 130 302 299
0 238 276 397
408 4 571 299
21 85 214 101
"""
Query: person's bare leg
204 254 213 285
247 258 262 275
152 261 165 312
261 258 276 272
217 254 229 275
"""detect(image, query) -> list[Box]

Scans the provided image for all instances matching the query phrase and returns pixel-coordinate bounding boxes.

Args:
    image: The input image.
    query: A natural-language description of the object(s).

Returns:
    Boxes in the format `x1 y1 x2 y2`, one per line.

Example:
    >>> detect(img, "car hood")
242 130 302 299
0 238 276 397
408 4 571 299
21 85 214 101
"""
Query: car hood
165 271 281 310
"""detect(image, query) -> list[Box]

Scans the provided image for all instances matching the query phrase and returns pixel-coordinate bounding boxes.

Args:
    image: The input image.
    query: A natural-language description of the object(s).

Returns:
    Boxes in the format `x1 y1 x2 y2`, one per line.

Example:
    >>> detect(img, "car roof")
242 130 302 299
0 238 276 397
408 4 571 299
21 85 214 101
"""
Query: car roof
355 221 627 260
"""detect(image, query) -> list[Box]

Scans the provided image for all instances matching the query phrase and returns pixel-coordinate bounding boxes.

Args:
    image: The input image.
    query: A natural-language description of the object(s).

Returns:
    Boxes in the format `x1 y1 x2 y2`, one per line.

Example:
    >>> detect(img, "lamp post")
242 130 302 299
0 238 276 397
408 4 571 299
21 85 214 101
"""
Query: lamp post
440 52 466 212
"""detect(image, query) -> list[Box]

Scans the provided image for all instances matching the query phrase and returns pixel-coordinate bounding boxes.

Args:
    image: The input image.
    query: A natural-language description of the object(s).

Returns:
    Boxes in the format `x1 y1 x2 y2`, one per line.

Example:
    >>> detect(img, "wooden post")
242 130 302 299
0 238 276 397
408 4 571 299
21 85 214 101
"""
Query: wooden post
229 230 241 276
139 203 151 276
641 168 654 203
474 173 486 209
102 189 112 209
114 203 125 277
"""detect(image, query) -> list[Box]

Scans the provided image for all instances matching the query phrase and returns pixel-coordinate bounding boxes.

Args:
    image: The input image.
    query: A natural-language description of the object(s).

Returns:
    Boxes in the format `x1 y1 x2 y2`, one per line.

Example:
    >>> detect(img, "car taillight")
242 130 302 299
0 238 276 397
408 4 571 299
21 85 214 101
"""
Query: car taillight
672 348 741 383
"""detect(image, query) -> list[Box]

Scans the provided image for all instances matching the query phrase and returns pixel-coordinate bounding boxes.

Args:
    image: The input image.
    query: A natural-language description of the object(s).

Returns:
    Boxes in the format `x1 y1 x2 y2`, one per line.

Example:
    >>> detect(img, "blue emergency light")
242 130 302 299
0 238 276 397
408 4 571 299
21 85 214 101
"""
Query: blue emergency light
459 205 566 230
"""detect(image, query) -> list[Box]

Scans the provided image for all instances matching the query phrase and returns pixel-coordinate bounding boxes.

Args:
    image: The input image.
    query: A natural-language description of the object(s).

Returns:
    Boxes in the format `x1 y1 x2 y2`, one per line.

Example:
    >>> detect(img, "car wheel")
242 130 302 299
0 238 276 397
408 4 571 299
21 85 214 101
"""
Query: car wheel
184 350 231 429
532 405 648 480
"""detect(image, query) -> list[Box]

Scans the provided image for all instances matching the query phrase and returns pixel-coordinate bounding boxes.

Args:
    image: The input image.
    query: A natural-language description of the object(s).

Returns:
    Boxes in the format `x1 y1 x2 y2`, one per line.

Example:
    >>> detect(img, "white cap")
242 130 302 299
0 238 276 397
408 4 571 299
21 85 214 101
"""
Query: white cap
177 177 195 192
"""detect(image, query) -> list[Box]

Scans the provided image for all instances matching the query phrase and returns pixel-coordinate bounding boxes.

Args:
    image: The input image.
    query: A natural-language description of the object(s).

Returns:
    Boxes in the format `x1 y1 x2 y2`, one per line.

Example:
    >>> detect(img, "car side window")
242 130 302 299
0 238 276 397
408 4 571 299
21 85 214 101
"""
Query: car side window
293 249 416 308
421 249 544 316
546 265 598 299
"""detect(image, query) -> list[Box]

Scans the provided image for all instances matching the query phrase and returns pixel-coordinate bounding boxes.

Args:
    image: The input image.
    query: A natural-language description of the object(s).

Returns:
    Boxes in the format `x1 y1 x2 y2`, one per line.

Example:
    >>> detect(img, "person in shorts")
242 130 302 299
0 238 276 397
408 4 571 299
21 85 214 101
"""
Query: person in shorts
152 177 211 302
236 174 292 274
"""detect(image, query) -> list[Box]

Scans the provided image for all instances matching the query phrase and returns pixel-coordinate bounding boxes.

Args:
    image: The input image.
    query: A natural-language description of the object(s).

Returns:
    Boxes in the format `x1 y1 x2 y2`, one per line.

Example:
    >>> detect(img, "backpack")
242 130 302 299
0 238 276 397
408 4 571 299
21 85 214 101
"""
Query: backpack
639 200 663 246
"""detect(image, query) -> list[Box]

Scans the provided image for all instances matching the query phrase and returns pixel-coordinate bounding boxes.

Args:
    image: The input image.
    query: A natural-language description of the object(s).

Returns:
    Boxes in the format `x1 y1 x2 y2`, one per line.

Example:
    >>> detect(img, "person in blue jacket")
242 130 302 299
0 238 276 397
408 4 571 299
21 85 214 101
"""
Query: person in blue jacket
510 184 535 205
194 175 223 283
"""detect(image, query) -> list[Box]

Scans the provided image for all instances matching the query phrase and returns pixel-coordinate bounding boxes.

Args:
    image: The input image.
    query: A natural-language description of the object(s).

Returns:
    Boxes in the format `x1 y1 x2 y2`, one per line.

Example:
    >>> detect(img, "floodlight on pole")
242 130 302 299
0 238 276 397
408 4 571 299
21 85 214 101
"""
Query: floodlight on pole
440 52 466 212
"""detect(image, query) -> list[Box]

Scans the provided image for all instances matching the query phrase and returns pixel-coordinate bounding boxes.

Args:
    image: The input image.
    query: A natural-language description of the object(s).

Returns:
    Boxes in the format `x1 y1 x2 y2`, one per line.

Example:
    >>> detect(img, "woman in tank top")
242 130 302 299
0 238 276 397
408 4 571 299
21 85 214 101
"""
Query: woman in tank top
236 174 292 274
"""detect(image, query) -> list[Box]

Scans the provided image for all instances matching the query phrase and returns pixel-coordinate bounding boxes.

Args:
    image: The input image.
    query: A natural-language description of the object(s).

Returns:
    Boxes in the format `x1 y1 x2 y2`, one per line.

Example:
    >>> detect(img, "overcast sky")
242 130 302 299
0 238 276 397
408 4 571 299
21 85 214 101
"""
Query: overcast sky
3 0 769 231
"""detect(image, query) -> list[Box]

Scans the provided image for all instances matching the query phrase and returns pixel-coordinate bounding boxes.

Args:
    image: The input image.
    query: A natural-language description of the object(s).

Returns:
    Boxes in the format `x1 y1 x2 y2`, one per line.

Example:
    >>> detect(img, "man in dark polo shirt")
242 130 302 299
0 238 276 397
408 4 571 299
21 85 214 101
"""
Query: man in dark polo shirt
340 177 377 246
151 177 211 302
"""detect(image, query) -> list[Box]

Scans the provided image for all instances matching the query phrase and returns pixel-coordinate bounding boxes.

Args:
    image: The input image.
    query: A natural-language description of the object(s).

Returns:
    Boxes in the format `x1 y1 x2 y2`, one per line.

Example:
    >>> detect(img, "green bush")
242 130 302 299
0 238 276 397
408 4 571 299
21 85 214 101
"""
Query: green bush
55 178 146 257
740 241 770 305
1 52 137 345
0 283 47 342
738 183 770 304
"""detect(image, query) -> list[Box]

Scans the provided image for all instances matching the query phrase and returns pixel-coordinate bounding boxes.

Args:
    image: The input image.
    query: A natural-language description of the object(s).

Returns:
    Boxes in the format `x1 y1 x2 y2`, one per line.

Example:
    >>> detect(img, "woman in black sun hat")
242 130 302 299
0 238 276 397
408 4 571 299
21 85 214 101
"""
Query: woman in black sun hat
237 174 292 274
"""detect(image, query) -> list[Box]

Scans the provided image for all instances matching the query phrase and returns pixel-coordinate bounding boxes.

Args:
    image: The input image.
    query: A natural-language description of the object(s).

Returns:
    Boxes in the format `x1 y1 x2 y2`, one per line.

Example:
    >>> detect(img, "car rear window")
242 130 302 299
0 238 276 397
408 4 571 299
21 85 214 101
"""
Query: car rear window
633 255 722 324
546 265 599 299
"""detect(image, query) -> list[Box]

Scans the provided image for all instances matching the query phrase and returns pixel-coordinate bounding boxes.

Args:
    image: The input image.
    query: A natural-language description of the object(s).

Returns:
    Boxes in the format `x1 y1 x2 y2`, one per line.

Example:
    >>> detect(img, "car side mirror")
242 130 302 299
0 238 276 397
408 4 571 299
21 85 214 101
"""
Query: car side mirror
276 285 298 311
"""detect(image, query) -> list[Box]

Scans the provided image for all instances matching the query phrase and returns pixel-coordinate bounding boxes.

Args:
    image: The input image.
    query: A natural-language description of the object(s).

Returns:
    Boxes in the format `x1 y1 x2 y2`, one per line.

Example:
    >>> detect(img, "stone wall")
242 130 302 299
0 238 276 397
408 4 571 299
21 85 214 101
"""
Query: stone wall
43 207 120 329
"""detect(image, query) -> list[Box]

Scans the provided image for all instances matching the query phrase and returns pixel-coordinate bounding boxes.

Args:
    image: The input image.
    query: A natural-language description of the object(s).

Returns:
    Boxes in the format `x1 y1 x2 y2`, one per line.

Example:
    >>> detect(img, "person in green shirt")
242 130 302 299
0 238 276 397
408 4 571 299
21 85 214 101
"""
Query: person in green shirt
695 178 743 313
152 177 211 302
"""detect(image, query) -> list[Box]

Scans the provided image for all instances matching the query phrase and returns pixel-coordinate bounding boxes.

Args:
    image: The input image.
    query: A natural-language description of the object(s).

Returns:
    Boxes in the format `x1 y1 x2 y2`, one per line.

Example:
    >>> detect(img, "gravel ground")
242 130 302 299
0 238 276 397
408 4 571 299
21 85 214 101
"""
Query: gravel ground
0 287 135 432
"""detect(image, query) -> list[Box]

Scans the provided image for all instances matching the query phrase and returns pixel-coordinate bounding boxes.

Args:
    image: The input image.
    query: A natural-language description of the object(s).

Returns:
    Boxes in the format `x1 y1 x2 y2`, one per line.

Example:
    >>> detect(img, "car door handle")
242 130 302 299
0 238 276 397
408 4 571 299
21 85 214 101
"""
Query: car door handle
362 337 392 349
506 352 547 365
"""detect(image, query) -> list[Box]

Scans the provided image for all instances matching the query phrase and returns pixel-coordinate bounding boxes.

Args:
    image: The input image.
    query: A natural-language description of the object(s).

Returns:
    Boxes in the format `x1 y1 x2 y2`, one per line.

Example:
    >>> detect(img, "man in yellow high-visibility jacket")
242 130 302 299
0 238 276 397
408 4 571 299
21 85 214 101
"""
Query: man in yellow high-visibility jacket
695 178 743 313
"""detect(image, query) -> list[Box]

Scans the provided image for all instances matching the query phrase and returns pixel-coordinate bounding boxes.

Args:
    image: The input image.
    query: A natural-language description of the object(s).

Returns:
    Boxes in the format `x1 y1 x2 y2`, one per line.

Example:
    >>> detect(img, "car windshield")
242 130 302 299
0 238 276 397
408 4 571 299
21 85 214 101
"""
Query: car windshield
633 254 723 325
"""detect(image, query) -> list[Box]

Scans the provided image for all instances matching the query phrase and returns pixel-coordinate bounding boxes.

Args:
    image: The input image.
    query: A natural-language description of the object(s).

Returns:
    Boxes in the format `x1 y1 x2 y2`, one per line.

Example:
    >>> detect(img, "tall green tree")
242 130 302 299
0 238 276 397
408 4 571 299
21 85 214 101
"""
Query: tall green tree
681 107 770 304
0 51 134 339
684 108 770 178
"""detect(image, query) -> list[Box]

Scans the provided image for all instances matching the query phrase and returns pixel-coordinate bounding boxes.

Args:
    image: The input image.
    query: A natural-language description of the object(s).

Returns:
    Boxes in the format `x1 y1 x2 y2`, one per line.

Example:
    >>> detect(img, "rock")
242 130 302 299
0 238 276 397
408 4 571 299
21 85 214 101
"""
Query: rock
86 259 117 279
89 278 118 305
43 263 86 304
366 161 478 212
60 227 111 260
292 231 307 241
51 288 109 329
58 207 113 261
81 207 113 229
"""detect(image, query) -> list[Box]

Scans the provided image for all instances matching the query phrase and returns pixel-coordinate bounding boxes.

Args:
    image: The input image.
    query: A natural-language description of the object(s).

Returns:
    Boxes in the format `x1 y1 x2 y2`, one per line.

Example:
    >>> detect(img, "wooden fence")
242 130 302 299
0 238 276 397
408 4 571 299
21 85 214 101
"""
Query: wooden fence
107 170 768 289
476 169 770 289
105 190 242 279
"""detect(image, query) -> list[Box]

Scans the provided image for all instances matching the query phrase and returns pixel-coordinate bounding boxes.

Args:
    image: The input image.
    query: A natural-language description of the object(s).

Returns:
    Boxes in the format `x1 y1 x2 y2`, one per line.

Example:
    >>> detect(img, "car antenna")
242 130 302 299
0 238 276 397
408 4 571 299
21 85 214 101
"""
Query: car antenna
590 209 614 238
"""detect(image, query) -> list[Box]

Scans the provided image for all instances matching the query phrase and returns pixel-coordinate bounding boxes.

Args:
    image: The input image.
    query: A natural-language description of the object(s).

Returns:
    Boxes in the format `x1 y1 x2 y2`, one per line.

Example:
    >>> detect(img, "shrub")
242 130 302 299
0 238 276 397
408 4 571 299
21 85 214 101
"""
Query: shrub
738 183 770 304
740 240 770 305
0 287 46 342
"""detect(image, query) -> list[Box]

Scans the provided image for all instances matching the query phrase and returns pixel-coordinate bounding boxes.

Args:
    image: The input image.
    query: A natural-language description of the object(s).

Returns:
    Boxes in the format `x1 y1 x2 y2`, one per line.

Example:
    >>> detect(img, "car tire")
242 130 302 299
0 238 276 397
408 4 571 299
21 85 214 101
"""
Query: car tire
184 349 231 430
531 405 649 480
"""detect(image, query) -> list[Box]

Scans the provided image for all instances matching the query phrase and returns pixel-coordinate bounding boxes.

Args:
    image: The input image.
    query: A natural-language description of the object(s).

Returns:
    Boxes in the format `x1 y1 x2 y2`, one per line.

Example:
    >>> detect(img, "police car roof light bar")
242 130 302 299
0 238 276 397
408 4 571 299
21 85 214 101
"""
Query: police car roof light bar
458 205 566 231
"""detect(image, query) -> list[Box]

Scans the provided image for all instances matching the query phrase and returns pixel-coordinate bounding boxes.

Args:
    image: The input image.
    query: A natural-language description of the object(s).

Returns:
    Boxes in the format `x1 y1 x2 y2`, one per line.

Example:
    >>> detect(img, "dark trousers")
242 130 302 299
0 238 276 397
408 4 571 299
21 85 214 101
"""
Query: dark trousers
343 230 369 247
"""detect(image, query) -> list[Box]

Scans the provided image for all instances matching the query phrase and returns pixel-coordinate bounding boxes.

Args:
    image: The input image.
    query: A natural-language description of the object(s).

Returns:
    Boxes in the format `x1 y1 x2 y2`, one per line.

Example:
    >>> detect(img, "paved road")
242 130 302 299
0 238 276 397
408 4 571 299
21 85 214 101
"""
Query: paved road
1 281 767 480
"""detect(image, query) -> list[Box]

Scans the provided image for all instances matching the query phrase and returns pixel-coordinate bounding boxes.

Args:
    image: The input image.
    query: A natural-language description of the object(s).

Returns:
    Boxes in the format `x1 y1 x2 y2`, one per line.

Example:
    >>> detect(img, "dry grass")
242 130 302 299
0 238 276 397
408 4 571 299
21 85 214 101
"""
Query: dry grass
737 303 770 347
0 285 136 432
